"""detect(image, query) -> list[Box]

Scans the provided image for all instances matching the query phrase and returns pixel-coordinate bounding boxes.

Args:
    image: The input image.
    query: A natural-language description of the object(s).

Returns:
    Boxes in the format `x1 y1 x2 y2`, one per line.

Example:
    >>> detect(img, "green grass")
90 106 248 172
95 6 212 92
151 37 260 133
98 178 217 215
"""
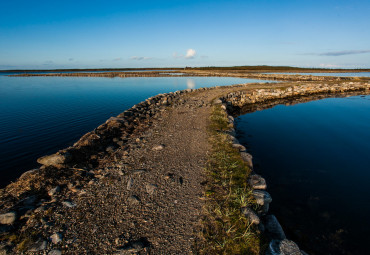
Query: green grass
198 104 263 254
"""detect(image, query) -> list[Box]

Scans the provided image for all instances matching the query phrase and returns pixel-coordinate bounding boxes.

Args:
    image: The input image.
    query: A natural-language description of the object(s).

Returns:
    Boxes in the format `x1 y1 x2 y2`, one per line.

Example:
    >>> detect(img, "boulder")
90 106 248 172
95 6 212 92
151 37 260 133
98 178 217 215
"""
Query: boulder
266 239 303 255
241 207 260 225
232 143 247 152
265 215 286 240
240 152 253 167
248 174 267 190
252 190 272 214
37 152 71 167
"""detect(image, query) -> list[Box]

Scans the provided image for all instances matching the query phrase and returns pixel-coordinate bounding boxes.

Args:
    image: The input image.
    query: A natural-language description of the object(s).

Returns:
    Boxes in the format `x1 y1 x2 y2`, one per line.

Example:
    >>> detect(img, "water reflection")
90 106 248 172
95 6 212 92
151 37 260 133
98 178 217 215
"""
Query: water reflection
0 75 273 187
186 79 195 89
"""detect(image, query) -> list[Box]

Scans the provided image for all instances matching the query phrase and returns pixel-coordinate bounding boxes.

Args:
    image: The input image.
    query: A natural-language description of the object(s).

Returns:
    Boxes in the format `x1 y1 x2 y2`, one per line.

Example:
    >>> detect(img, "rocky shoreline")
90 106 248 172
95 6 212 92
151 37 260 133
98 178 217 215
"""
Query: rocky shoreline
0 79 369 254
10 70 370 82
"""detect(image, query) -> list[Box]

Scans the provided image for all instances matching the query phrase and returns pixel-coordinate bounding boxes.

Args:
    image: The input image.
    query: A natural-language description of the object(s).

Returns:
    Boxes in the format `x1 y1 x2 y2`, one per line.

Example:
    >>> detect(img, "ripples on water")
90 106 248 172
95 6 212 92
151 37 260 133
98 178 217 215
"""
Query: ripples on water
0 75 272 187
236 95 370 255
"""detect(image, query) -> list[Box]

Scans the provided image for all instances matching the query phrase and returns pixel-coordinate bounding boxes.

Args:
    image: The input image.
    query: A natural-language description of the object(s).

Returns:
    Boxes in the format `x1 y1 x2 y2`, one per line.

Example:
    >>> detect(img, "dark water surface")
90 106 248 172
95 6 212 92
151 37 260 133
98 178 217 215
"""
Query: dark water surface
0 75 271 187
235 95 370 255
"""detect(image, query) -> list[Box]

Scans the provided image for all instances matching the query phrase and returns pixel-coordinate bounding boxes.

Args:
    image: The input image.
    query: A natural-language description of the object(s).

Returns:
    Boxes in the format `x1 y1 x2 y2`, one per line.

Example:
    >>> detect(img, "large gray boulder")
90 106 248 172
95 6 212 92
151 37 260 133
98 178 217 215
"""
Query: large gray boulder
265 215 286 240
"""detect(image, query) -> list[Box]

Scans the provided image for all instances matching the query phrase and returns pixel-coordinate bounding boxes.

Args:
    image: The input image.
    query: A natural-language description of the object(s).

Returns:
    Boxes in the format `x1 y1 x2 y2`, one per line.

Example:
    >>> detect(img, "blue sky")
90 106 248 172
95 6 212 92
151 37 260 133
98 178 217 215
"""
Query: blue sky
1 0 370 69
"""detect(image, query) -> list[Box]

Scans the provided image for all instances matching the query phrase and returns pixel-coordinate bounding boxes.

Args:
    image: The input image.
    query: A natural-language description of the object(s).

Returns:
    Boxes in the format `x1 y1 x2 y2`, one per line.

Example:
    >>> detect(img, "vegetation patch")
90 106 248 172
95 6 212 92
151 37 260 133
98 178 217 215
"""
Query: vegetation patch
198 104 262 254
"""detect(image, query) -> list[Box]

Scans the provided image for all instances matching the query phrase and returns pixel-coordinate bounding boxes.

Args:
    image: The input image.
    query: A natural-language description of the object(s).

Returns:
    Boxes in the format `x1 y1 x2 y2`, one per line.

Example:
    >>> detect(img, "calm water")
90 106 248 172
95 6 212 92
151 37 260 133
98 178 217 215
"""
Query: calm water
0 75 272 187
267 72 370 77
236 95 370 255
0 69 176 76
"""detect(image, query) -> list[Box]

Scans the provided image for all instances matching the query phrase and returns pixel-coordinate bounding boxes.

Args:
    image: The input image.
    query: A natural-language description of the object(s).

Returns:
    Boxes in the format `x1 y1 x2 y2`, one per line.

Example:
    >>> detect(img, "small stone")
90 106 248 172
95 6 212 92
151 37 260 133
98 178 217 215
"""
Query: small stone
48 186 61 197
221 105 227 110
152 145 164 151
265 215 286 240
0 212 16 225
241 207 260 225
50 233 62 244
48 250 62 255
28 240 47 252
266 239 302 255
127 195 140 205
133 169 146 175
106 146 115 152
145 184 157 195
248 174 267 190
127 178 134 190
62 201 76 208
213 99 222 105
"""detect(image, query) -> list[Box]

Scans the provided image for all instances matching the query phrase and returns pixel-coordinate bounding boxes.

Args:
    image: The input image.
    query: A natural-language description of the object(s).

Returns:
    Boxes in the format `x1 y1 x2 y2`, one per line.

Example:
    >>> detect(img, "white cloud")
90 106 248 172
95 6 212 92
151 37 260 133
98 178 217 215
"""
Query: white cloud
319 63 341 68
173 49 197 59
185 49 196 59
130 56 152 61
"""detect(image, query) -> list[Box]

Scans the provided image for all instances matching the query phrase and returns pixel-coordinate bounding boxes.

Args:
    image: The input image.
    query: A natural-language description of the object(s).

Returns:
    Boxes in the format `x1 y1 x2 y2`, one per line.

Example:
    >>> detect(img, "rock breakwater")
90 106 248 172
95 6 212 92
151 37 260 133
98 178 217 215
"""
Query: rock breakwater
0 80 369 254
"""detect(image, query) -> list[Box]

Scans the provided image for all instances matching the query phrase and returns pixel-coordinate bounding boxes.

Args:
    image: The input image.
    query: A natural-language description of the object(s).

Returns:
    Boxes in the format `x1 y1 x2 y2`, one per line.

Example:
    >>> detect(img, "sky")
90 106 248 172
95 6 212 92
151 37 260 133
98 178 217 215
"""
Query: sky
1 0 370 70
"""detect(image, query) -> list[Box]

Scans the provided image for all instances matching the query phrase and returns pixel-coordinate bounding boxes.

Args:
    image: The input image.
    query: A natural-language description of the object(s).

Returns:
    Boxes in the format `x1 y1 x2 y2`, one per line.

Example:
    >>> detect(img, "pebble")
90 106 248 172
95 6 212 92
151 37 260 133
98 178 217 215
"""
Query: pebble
213 99 222 105
0 212 16 225
106 146 115 152
127 195 140 205
48 186 61 197
152 145 164 151
62 201 76 208
145 184 157 195
50 233 62 244
49 250 62 255
28 240 47 252
127 178 134 190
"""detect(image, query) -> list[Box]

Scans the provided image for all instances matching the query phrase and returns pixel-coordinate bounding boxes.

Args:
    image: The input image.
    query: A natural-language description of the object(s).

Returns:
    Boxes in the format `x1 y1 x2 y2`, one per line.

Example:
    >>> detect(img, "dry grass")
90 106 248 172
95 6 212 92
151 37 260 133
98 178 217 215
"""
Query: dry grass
198 104 262 254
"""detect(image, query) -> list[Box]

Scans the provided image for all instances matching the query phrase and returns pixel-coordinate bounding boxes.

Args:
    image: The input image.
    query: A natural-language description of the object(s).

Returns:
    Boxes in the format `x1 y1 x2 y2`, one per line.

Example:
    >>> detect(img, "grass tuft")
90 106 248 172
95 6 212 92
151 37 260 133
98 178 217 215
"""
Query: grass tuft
197 104 262 254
